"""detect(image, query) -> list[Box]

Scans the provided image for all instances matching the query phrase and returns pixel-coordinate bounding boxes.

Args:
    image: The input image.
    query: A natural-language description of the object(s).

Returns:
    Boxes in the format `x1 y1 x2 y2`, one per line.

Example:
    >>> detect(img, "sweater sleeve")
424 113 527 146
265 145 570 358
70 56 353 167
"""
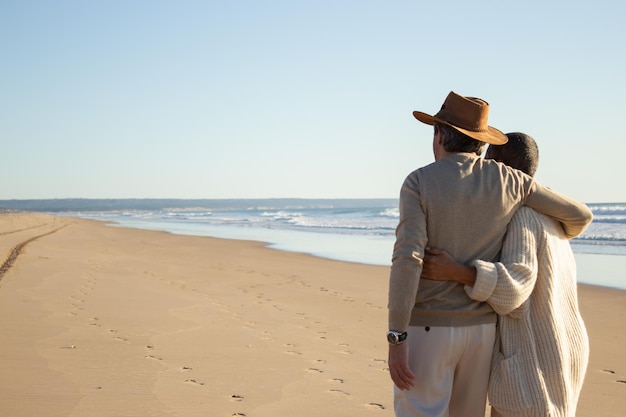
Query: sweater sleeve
388 180 428 331
465 208 540 316
525 181 593 239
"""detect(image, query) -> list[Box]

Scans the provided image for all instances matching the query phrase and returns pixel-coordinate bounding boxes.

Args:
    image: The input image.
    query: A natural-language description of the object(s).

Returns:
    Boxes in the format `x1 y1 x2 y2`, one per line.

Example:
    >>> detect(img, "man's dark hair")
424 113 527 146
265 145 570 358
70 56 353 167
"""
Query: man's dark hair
435 122 486 155
485 132 539 177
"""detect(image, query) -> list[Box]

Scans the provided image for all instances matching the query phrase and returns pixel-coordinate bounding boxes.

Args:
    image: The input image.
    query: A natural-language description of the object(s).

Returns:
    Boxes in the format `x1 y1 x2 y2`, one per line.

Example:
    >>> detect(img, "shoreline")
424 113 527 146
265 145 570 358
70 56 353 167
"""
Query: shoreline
65 213 626 291
3 214 623 293
1 214 625 416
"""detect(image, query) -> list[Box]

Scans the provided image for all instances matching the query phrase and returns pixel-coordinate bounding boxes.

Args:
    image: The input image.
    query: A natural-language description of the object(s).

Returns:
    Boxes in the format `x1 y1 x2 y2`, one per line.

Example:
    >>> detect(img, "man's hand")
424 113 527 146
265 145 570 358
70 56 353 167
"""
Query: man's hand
388 341 415 390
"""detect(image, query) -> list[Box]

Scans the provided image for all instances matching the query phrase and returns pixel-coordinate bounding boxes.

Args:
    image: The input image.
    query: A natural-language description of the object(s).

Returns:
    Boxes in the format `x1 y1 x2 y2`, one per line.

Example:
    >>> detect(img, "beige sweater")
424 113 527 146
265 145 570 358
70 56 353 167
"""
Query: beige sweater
389 153 592 331
467 207 589 417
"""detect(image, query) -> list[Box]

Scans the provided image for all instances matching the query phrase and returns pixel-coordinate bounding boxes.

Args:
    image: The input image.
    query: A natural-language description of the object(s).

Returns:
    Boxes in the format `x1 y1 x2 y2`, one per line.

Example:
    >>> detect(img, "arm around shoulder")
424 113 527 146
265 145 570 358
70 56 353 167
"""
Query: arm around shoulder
525 182 593 239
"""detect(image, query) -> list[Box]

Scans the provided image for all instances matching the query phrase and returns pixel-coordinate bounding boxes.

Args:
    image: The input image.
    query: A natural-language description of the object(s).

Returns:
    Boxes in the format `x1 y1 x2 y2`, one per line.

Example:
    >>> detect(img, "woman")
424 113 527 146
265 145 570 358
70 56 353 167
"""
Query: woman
421 133 589 417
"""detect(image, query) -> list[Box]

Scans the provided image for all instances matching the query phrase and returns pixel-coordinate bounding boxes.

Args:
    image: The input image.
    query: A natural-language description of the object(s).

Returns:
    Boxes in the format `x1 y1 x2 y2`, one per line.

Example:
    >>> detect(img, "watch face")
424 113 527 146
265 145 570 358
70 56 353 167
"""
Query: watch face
388 331 407 344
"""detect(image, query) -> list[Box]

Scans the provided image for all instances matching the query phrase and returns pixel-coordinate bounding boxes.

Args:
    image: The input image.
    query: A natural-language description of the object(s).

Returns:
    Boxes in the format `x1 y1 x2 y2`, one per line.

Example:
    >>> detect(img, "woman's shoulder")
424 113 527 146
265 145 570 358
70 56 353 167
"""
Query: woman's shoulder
513 206 564 236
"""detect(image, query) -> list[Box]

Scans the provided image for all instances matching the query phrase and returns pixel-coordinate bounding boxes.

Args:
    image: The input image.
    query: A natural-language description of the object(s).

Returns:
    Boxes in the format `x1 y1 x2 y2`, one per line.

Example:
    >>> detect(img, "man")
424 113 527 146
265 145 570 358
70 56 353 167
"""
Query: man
387 92 592 417
422 133 589 417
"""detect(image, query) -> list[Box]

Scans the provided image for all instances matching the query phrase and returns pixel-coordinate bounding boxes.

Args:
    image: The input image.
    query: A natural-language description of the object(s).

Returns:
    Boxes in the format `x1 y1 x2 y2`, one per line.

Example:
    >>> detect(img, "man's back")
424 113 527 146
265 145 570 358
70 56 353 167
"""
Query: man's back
392 153 534 328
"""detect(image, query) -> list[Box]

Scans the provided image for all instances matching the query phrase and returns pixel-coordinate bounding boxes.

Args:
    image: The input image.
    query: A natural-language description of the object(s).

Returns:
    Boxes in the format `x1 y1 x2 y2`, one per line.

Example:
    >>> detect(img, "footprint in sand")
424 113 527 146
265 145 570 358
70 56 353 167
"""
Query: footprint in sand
231 394 244 401
184 379 205 386
330 378 344 383
366 402 386 409
329 389 350 396
602 369 626 383
307 368 323 373
371 358 387 368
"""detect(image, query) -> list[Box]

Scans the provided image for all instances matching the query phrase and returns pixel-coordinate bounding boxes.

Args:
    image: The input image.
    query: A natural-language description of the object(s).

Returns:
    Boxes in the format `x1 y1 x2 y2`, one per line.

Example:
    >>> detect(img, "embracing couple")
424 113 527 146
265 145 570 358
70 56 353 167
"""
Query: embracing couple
387 91 592 417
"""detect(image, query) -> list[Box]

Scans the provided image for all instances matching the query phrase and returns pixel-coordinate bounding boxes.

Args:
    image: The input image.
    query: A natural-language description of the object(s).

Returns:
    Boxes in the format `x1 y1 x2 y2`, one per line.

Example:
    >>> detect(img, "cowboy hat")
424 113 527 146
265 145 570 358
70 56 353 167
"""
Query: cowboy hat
413 91 508 145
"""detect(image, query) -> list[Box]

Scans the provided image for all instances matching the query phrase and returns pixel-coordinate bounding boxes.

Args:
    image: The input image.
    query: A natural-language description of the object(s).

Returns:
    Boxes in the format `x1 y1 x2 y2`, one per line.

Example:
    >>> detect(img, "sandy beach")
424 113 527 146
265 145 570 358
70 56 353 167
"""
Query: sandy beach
1 213 625 417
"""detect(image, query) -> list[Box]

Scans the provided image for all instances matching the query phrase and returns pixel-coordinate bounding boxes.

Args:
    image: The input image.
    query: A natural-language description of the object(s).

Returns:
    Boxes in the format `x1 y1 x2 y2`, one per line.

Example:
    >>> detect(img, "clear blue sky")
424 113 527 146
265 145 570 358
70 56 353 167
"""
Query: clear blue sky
1 1 624 203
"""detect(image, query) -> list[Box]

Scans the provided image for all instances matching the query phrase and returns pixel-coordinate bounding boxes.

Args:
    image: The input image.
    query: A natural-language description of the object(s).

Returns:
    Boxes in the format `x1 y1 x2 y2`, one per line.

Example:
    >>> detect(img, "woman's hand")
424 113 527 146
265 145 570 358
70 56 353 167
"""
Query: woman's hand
422 247 477 286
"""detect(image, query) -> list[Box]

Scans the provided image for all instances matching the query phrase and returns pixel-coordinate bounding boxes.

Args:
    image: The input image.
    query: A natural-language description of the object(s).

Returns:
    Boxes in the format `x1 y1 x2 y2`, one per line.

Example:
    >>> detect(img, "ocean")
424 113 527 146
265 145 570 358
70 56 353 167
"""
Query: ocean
51 199 626 290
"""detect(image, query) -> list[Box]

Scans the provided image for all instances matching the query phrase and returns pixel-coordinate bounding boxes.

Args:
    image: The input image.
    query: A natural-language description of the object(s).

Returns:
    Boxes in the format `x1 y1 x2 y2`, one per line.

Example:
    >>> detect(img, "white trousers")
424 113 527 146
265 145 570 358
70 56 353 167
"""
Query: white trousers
394 323 496 417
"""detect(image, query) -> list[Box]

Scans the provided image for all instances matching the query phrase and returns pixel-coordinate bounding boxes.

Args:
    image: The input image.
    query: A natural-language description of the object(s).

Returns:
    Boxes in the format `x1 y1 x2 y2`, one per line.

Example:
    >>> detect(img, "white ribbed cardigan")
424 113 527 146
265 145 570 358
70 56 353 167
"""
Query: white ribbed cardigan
466 207 589 417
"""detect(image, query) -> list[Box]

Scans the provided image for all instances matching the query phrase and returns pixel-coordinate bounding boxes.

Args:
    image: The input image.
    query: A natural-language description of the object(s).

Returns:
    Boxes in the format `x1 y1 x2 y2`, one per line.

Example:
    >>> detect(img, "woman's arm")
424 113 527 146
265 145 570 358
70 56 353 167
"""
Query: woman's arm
422 208 541 315
421 247 477 286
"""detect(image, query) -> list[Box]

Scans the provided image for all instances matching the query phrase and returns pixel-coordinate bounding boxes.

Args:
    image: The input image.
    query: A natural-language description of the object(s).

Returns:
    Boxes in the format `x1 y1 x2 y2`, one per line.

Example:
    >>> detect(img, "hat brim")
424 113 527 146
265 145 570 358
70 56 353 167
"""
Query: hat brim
413 111 508 145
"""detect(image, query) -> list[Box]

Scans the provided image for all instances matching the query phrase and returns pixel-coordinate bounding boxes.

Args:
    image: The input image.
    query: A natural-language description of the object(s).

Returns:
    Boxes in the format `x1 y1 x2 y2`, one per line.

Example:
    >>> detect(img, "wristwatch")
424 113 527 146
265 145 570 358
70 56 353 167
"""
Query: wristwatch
387 330 408 345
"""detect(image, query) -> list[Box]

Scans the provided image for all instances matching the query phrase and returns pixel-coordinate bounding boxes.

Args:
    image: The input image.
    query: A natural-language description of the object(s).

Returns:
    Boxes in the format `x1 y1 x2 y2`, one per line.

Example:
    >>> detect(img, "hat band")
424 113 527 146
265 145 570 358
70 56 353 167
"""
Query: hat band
435 110 489 133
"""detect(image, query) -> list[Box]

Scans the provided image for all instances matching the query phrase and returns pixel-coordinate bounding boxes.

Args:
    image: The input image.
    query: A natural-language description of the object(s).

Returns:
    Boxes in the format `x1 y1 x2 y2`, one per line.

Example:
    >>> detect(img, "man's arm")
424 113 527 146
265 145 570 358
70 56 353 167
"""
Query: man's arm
388 179 427 391
525 182 592 239
388 183 428 332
